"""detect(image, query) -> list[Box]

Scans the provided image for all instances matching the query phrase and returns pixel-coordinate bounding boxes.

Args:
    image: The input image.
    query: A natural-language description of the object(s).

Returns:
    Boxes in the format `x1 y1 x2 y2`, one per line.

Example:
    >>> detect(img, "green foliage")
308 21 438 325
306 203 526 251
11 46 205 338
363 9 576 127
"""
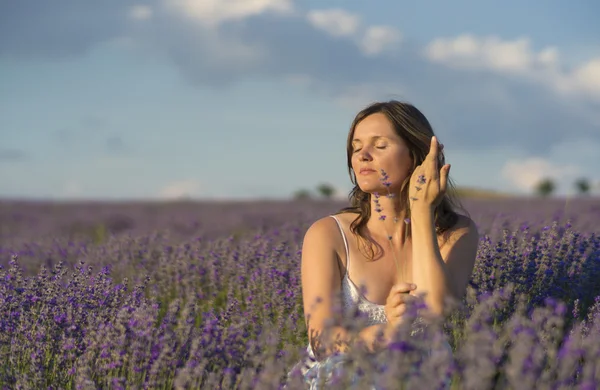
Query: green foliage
316 183 335 199
293 189 311 200
535 178 555 197
574 177 591 195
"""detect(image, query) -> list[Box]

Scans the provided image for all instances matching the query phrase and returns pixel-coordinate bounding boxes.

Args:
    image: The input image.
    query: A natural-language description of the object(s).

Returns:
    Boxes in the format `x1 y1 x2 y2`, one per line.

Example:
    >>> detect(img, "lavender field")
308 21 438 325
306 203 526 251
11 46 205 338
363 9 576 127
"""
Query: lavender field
1 197 600 389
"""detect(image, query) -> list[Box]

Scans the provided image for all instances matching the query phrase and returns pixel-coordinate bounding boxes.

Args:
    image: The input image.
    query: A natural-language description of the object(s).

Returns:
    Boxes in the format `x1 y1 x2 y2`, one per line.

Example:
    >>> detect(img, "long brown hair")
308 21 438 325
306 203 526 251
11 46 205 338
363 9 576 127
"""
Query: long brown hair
336 100 467 261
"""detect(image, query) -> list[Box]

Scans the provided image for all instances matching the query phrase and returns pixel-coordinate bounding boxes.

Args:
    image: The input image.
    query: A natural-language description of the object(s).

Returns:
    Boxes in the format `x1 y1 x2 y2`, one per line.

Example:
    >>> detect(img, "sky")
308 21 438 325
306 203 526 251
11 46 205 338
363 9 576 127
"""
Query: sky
1 0 600 201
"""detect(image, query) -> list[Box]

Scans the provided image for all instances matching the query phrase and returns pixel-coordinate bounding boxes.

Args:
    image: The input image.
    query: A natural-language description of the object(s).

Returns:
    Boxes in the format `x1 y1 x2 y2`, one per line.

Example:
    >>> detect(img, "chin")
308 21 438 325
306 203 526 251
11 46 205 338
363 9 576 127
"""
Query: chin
357 185 382 195
359 182 401 196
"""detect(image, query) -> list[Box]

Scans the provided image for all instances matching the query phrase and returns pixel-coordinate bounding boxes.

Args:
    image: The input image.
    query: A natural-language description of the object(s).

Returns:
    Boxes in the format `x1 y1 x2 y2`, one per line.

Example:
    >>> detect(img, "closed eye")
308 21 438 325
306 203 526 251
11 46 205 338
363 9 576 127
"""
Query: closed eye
353 146 386 153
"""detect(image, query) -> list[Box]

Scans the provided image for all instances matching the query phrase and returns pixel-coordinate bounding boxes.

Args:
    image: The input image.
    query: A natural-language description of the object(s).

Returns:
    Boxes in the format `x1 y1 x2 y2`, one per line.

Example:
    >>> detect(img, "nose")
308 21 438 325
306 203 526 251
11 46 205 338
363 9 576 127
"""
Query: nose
357 148 373 161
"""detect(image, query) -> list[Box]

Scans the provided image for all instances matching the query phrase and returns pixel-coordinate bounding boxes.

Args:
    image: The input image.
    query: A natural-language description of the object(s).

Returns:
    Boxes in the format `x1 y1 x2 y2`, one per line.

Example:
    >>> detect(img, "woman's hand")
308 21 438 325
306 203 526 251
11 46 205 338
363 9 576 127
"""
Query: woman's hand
408 136 449 209
384 282 418 329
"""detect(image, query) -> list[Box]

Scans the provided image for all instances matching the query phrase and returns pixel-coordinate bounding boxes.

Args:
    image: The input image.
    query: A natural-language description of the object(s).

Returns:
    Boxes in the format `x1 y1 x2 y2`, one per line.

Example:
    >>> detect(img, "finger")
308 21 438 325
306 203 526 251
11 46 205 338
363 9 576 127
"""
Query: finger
393 282 417 294
393 305 407 317
426 139 440 179
386 304 405 319
426 136 438 163
440 164 450 194
400 293 419 306
392 293 407 307
389 286 419 306
392 292 419 307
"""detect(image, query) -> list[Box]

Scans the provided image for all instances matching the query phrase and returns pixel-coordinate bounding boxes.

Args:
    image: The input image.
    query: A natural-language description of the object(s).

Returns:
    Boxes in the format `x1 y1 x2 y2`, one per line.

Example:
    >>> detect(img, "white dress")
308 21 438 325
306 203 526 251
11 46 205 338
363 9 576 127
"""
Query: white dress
286 215 453 389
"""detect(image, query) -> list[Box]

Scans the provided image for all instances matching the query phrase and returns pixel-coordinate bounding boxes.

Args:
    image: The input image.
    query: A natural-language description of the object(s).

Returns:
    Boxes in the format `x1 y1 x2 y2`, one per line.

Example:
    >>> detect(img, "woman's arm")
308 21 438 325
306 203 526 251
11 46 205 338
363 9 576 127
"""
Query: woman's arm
407 137 479 316
410 208 479 316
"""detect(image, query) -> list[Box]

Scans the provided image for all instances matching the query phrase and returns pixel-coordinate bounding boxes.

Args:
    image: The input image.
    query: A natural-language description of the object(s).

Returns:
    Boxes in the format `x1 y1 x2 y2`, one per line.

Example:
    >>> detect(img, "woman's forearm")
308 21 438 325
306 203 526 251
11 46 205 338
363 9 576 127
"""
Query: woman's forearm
410 205 453 315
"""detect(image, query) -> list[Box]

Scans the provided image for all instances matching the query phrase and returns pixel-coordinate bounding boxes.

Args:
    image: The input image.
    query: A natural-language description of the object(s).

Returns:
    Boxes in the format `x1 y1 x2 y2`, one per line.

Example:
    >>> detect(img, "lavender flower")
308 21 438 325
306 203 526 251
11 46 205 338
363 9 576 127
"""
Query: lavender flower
0 198 598 388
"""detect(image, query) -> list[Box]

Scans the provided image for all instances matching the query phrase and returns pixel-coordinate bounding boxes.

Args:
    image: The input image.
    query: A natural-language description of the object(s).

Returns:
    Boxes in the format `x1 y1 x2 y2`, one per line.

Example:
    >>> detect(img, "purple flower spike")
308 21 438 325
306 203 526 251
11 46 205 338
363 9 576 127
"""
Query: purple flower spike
379 215 386 221
380 169 392 187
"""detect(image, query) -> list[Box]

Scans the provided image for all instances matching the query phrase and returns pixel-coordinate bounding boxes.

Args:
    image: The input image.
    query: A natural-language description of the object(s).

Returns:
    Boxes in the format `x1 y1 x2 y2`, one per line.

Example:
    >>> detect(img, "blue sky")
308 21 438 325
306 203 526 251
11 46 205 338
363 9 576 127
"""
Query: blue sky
1 0 599 200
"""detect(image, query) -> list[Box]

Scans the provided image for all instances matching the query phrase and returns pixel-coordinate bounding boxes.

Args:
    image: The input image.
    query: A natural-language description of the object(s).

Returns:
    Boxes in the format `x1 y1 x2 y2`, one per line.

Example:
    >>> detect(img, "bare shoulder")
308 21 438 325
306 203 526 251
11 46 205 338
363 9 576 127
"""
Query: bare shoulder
333 211 360 227
303 215 341 244
439 214 478 248
304 212 358 242
455 214 479 241
301 215 345 280
452 213 476 231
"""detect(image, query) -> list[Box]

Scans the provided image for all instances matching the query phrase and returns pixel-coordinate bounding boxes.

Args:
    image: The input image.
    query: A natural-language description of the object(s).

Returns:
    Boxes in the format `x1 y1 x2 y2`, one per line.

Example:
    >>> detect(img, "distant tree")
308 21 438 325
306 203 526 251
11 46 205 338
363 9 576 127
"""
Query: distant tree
293 189 312 200
574 177 591 195
316 183 335 199
535 178 555 197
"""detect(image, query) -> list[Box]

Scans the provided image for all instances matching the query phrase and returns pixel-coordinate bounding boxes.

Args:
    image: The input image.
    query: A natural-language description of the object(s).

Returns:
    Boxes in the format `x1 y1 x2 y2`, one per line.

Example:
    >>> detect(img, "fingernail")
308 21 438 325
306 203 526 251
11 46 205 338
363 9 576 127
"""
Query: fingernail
411 284 416 289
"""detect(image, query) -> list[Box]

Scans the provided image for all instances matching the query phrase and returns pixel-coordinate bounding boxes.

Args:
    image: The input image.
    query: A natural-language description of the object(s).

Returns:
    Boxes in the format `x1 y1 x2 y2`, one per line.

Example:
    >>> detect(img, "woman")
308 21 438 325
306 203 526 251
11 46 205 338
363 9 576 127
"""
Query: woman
289 100 479 388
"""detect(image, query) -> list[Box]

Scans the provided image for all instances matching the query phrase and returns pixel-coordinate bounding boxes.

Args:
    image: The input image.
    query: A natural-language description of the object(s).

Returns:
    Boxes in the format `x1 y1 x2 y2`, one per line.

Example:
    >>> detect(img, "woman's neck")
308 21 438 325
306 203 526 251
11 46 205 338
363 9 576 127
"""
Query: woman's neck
368 193 408 240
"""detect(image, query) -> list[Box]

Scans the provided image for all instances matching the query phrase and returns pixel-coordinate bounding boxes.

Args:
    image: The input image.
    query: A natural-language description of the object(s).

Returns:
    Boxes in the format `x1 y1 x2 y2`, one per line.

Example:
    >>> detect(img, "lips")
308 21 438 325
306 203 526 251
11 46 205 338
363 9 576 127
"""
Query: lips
359 168 376 174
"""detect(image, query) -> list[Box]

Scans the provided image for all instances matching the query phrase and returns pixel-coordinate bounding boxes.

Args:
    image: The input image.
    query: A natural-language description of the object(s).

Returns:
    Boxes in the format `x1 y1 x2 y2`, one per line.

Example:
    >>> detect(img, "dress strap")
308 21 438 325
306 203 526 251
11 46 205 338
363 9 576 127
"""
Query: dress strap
330 215 350 278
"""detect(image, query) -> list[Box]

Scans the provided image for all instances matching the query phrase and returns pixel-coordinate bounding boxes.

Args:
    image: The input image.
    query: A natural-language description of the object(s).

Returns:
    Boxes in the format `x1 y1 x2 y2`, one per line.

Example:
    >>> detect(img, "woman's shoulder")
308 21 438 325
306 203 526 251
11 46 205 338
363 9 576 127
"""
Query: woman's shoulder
332 210 360 223
452 213 476 230
307 211 358 229
303 212 359 246
438 213 479 247
305 213 345 235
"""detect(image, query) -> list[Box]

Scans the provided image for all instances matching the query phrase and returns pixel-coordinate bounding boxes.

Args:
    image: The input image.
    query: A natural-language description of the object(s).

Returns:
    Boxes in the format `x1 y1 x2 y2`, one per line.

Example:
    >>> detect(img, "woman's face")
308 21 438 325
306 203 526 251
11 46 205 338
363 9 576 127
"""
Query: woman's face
350 113 413 194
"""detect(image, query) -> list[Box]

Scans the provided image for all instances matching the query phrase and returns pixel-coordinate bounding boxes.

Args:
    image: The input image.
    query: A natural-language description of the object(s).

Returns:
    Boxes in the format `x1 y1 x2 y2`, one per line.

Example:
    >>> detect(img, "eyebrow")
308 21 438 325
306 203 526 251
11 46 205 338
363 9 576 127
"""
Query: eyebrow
352 135 388 143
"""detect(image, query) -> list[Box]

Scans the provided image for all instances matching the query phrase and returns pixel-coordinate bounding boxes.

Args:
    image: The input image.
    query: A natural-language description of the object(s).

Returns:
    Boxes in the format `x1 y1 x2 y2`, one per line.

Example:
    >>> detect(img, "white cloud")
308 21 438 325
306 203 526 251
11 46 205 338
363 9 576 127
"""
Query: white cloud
424 35 542 73
359 26 402 56
423 34 600 101
306 9 401 57
537 47 559 67
129 5 153 21
158 179 202 199
569 58 600 98
500 157 581 193
306 9 360 38
165 0 294 27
